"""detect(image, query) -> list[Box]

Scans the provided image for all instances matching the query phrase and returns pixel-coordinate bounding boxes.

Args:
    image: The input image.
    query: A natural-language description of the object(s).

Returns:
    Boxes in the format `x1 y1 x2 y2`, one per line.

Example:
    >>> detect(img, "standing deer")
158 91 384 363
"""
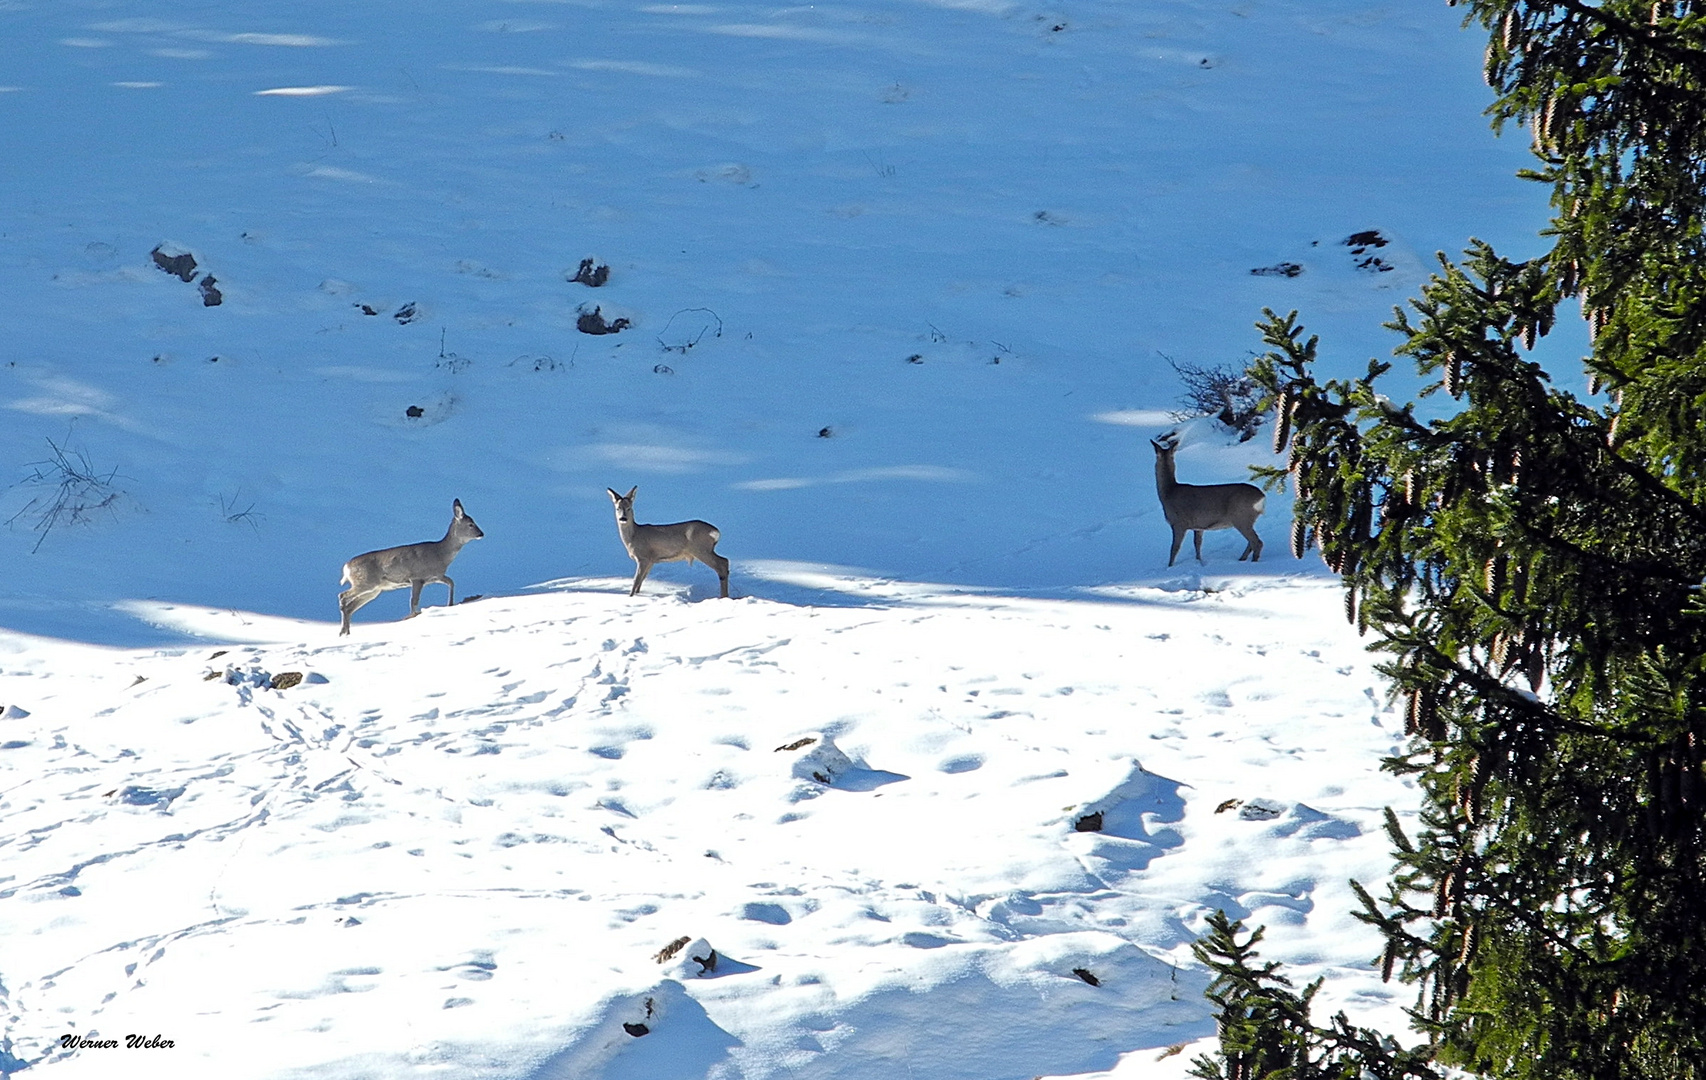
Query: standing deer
607 486 729 598
338 499 484 635
1151 435 1265 565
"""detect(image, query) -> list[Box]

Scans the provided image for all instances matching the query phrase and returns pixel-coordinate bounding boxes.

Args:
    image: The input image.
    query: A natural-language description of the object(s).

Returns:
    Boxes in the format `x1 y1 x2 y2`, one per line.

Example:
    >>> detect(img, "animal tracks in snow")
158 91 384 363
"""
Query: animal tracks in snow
0 583 1409 1075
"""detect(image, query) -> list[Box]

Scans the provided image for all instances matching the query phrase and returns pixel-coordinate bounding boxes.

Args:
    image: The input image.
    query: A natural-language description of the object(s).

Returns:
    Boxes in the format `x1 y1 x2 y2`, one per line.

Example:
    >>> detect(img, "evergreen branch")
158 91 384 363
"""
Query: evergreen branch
1549 0 1706 84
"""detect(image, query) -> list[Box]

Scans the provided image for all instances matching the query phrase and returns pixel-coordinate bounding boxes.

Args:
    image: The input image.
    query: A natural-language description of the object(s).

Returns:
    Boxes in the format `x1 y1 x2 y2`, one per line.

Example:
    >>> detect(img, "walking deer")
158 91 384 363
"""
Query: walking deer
607 486 729 598
338 499 484 635
1151 435 1264 565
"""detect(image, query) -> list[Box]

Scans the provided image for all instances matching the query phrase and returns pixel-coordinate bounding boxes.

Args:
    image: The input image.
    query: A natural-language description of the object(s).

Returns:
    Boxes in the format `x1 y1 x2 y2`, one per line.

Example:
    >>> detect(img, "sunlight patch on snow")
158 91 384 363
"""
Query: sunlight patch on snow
112 600 326 643
735 465 974 491
573 442 749 474
1092 409 1178 429
443 64 560 76
740 560 1000 602
708 23 874 43
907 0 1020 13
185 31 345 47
570 58 698 78
297 164 388 183
111 80 163 88
255 84 353 97
89 21 343 46
6 376 151 433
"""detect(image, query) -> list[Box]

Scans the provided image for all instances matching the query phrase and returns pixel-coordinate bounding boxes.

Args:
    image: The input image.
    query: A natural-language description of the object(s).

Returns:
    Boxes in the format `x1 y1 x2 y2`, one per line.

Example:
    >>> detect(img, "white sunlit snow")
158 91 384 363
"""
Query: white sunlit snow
1 1 1562 1077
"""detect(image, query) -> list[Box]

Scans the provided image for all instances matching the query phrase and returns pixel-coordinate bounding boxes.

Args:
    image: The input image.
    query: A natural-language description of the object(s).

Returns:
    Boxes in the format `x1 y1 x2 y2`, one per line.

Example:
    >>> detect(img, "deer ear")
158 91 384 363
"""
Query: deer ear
453 499 465 517
625 486 637 500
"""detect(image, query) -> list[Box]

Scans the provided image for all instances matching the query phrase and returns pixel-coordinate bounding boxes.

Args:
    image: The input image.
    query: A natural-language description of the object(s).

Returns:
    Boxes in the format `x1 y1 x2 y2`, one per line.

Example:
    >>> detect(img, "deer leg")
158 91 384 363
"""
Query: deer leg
438 574 456 606
631 561 652 596
1192 530 1205 563
408 580 425 617
1168 526 1186 567
1236 524 1263 562
339 586 381 636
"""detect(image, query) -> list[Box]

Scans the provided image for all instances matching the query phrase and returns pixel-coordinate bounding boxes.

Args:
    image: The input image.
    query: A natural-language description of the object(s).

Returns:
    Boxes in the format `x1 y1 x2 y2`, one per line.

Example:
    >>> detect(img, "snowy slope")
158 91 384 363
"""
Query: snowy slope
3 580 1410 1079
0 0 1545 640
0 0 1554 1076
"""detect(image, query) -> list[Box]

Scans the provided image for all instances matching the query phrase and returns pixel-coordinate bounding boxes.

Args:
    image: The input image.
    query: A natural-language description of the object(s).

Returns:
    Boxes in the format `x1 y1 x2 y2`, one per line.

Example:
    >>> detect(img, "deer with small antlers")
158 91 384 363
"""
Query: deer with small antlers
1151 434 1264 566
607 486 730 598
338 499 484 635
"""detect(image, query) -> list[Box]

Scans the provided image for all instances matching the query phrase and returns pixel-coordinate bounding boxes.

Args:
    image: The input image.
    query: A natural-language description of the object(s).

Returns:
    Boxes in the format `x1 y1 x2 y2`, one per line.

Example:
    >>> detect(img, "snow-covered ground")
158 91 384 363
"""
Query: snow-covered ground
1 0 1557 1076
5 579 1406 1079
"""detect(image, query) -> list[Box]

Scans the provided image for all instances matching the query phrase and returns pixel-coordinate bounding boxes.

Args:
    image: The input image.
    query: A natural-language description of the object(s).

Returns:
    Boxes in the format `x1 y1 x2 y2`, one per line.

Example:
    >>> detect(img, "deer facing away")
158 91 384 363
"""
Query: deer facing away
338 499 484 635
1151 435 1264 566
607 486 729 598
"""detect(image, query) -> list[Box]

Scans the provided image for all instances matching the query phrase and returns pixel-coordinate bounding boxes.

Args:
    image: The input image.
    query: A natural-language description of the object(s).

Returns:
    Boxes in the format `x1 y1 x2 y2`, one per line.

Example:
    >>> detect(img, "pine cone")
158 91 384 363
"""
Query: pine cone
1272 389 1293 454
1485 556 1506 598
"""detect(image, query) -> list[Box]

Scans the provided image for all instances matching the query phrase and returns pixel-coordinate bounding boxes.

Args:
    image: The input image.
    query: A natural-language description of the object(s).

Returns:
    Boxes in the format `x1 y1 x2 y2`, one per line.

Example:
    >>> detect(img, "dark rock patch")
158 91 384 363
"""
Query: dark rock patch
1345 230 1394 273
569 258 610 287
199 275 223 306
151 245 197 282
577 306 631 335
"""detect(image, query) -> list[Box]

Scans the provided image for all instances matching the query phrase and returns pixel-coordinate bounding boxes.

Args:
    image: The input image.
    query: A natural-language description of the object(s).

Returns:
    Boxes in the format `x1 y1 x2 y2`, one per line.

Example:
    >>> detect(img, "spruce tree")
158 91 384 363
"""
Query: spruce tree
1202 3 1706 1077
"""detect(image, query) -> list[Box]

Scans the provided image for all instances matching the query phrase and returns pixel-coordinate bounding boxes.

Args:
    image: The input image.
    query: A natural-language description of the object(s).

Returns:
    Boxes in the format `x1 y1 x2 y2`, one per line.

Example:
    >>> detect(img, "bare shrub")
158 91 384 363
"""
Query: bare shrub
9 435 125 552
218 491 263 530
1165 353 1264 441
657 308 722 353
